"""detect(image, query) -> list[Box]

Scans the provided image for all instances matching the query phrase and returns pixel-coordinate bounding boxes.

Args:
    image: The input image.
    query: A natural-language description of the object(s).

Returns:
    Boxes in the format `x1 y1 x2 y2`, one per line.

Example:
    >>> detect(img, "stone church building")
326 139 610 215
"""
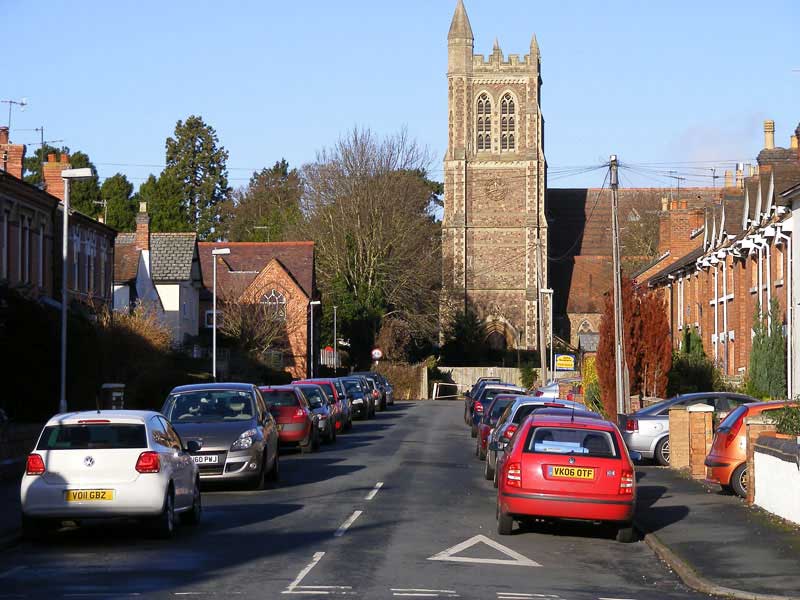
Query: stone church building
441 0 547 351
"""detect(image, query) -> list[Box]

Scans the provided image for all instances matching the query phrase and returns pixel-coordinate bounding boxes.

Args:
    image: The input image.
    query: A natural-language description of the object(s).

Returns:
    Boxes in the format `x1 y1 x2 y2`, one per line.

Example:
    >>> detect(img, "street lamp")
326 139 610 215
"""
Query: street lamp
539 288 554 382
59 167 93 414
211 247 231 380
309 300 321 377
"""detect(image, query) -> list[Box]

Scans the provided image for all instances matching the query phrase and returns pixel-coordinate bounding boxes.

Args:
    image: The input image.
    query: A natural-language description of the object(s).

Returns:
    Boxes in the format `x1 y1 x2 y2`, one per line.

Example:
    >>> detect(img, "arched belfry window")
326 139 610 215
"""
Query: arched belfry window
261 289 287 321
476 93 492 152
500 93 516 151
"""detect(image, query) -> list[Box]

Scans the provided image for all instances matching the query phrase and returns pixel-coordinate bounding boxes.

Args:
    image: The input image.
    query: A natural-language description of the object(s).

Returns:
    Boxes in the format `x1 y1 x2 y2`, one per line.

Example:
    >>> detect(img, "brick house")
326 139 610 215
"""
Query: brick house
197 242 317 379
1 127 115 307
647 120 800 393
113 203 203 346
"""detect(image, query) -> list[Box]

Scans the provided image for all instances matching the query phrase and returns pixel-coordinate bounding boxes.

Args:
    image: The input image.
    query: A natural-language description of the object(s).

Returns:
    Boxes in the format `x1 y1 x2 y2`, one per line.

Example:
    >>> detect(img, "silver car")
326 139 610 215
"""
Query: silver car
163 383 280 488
620 392 756 466
484 396 586 482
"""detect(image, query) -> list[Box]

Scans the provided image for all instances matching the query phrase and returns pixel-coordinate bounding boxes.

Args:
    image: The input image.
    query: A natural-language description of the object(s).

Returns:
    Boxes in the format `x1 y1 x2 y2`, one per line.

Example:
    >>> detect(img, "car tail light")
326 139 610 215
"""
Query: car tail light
78 419 110 423
506 462 522 488
566 392 574 401
474 403 484 414
724 418 744 448
372 390 380 399
293 407 307 419
626 418 639 432
135 451 161 473
503 424 518 440
534 390 544 397
26 454 46 476
544 402 563 408
619 469 634 495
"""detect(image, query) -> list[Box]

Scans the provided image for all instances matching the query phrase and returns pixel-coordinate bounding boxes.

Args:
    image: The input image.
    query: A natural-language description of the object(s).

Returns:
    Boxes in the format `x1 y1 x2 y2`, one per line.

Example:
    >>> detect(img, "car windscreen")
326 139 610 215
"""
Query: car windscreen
261 390 299 407
717 405 748 432
163 390 255 422
524 427 619 458
333 380 346 397
343 379 363 394
37 424 147 450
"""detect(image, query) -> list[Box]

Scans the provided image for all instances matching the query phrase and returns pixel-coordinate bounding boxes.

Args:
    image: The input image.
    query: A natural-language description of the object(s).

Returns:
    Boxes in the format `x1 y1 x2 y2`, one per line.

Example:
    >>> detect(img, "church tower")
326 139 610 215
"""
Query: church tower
441 0 547 351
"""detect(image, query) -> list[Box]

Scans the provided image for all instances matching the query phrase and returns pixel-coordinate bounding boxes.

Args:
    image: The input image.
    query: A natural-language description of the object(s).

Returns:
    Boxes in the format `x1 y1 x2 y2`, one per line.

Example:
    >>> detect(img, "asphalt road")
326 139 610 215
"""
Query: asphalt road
0 401 704 599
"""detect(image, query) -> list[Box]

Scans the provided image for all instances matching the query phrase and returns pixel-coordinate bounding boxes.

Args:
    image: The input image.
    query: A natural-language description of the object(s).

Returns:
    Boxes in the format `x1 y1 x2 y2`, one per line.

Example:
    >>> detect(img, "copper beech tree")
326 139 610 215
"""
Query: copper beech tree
596 278 671 416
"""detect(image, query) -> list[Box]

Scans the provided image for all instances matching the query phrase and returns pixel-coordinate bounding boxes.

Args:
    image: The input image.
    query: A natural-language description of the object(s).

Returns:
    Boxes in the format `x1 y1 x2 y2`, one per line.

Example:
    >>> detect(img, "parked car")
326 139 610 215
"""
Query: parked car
495 413 639 542
464 379 503 423
295 378 351 433
332 378 354 427
476 394 518 461
341 376 375 419
469 384 526 438
163 383 279 488
620 392 757 466
292 383 337 444
705 401 797 497
21 410 201 539
485 397 587 482
531 381 560 398
352 371 394 408
260 385 320 453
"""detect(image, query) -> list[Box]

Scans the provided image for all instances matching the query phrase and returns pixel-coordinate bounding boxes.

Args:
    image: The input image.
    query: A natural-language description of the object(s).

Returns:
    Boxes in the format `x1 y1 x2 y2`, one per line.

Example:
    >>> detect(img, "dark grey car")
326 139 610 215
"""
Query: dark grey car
162 383 280 488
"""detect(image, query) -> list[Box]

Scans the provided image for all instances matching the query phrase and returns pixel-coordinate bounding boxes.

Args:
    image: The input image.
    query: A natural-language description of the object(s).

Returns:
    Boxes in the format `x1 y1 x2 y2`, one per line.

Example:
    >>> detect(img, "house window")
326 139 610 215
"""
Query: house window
261 289 287 321
475 93 492 151
500 93 516 151
265 349 284 370
38 224 44 288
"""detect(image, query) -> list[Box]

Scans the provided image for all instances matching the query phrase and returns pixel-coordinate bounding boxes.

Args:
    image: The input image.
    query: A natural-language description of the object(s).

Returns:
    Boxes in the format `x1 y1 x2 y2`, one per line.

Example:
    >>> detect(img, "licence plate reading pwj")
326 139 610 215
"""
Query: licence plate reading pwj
193 455 219 464
548 466 595 480
64 489 114 502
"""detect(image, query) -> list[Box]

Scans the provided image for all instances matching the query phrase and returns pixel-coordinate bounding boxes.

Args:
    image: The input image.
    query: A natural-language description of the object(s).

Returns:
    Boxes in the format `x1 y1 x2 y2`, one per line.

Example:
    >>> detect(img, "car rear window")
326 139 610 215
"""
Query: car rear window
717 405 748 432
37 424 147 450
343 380 363 394
262 390 299 407
525 427 619 458
512 404 554 424
163 390 254 422
489 399 514 420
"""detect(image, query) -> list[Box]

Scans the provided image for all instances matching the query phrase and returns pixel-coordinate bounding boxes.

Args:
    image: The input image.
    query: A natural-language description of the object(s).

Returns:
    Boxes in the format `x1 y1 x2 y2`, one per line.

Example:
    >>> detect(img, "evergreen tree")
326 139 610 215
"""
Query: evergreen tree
163 115 230 240
134 174 191 233
747 299 787 399
440 306 488 366
101 173 135 231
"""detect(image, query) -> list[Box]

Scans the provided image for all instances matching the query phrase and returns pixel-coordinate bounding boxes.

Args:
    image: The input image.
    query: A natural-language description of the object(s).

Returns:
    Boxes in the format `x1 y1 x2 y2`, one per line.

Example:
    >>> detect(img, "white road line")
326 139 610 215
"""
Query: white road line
391 591 456 594
285 551 325 592
0 566 25 580
598 598 637 600
334 510 362 537
365 481 384 500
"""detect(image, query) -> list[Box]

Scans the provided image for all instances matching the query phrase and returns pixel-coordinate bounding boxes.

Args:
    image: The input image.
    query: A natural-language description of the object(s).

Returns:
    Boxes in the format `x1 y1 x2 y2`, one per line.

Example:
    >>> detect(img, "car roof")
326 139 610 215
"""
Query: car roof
259 385 296 391
743 400 797 410
170 382 255 393
46 410 161 426
484 384 524 392
533 407 603 419
527 414 616 431
510 396 583 409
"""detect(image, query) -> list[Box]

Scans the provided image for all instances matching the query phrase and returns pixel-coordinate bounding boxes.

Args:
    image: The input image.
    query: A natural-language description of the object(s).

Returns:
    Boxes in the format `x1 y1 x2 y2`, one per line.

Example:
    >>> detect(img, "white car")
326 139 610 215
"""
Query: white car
20 410 201 539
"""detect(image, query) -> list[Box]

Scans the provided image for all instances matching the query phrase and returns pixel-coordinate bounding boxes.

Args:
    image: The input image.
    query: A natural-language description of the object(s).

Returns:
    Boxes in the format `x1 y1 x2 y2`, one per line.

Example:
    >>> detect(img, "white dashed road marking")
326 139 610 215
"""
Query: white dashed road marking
391 590 459 598
365 481 384 500
334 510 362 537
284 551 326 593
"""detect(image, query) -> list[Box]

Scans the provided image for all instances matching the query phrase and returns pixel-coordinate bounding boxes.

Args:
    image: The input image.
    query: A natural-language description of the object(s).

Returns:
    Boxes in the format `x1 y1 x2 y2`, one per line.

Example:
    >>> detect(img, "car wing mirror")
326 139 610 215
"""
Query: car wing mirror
488 441 498 451
629 450 643 462
186 440 201 453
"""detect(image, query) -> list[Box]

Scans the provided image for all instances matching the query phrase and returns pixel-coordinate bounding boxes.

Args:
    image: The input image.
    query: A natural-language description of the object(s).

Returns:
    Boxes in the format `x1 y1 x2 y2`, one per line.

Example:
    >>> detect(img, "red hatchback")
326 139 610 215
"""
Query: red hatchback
496 414 637 542
260 386 320 453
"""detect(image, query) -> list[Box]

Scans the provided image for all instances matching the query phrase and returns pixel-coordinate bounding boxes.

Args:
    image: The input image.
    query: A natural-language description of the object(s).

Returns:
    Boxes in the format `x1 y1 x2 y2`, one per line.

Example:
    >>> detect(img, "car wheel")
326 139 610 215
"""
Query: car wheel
22 515 55 541
380 398 386 411
493 464 498 488
268 452 280 483
470 424 478 438
655 437 670 466
329 422 337 443
478 443 486 461
182 480 202 526
300 433 313 454
151 488 176 539
497 510 514 535
485 455 494 481
312 428 321 452
615 523 636 543
731 463 748 498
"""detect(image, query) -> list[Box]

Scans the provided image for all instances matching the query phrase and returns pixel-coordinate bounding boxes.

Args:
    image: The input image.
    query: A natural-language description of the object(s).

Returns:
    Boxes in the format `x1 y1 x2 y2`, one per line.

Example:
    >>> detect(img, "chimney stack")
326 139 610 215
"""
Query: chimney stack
135 202 150 251
42 152 71 201
735 163 744 188
724 170 733 187
792 135 799 150
0 126 26 179
764 120 775 150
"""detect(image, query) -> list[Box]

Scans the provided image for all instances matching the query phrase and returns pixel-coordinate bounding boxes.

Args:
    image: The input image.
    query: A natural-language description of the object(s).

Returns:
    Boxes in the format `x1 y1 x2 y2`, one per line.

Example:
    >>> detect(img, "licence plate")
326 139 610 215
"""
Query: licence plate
548 466 595 480
193 455 219 464
65 489 114 502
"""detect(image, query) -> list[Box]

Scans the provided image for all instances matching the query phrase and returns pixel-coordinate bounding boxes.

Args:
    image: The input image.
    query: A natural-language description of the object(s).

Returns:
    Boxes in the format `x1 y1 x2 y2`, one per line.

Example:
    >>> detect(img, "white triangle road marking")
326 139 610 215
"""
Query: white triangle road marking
427 534 541 567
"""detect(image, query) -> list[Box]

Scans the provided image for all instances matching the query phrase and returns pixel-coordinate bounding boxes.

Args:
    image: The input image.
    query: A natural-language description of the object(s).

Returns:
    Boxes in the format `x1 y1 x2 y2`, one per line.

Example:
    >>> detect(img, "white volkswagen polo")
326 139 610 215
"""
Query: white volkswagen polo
20 410 201 539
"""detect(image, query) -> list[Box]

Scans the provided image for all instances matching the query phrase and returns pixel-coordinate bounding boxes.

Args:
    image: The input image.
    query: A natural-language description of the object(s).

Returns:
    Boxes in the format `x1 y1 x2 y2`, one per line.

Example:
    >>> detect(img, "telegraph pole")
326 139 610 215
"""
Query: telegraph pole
610 155 628 415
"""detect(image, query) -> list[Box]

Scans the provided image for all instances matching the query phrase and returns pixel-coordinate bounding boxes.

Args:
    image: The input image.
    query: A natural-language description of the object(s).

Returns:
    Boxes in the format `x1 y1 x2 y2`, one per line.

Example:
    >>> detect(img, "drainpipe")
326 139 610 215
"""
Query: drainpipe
713 264 719 362
777 230 792 397
766 242 772 327
722 256 728 375
757 243 764 316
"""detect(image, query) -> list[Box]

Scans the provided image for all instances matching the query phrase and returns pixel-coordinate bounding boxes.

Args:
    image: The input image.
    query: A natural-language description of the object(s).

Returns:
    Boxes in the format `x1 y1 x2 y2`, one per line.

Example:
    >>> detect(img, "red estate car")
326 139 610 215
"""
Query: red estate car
260 386 320 453
496 414 637 542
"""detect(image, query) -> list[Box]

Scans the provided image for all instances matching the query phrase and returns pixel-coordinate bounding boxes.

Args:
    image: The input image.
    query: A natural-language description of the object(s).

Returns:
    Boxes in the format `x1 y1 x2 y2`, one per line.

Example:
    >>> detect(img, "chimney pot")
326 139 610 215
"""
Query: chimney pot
139 201 147 213
792 135 799 150
0 127 8 145
724 170 733 187
47 153 56 162
764 119 775 150
60 153 70 164
661 197 669 212
680 200 688 210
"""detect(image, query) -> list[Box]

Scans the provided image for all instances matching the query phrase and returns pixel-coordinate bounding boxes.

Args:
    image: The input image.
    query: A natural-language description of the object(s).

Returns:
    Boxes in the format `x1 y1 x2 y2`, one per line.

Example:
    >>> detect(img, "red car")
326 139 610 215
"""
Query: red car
496 414 637 542
295 378 351 432
260 386 320 453
476 394 518 460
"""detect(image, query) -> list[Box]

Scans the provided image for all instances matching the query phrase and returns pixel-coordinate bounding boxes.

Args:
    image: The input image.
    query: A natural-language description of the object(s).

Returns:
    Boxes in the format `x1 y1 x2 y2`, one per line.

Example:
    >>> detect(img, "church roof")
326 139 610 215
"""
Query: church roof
448 0 473 40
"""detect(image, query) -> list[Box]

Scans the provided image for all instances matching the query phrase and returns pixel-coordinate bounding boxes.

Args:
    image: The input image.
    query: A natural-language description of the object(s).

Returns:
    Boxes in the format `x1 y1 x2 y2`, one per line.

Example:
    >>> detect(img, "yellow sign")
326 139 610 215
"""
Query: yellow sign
64 489 114 502
548 466 595 480
555 354 576 371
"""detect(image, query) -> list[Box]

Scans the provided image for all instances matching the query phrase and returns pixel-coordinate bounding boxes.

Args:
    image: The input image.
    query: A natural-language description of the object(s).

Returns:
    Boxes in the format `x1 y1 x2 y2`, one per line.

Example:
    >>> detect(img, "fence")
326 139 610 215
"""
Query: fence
436 366 525 392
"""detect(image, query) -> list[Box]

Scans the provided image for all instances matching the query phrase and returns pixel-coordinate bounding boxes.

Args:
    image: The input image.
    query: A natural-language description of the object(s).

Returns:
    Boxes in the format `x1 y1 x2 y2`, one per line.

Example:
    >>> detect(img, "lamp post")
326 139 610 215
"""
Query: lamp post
539 288 554 382
59 167 93 414
309 300 321 377
211 247 231 381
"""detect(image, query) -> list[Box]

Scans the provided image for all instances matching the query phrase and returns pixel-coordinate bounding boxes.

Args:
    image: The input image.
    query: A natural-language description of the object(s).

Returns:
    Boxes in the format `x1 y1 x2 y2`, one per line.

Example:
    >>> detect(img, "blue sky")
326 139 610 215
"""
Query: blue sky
4 0 799 191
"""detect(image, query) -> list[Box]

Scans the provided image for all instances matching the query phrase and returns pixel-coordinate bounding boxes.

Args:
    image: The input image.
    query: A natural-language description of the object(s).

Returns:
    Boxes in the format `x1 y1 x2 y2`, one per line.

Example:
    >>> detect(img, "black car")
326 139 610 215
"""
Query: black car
351 371 388 411
340 376 375 419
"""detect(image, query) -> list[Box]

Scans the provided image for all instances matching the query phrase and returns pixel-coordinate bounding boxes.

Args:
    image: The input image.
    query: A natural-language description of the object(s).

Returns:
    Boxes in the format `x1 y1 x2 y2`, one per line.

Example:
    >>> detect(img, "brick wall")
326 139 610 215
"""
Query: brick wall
745 419 777 505
669 406 690 470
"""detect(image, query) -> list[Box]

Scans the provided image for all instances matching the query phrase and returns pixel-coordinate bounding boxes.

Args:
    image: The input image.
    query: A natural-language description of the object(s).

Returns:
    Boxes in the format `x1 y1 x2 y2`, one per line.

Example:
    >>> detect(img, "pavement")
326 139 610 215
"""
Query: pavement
0 401 795 599
635 465 800 599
